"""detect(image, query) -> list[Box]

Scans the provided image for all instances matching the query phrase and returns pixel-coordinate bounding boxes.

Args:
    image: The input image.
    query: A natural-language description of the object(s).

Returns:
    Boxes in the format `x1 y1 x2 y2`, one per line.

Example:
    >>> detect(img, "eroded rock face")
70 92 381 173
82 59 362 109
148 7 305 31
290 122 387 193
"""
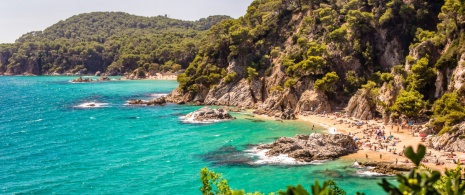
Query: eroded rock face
257 133 357 162
72 77 92 82
448 53 465 92
345 89 376 120
204 79 256 108
128 96 166 106
428 122 465 152
295 90 331 114
184 107 234 122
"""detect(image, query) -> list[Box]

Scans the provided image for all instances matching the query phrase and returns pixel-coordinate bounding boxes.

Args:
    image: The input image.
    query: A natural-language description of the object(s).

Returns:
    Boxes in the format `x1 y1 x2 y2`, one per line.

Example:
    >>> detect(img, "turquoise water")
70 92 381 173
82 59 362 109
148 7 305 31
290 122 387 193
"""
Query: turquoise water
0 76 394 194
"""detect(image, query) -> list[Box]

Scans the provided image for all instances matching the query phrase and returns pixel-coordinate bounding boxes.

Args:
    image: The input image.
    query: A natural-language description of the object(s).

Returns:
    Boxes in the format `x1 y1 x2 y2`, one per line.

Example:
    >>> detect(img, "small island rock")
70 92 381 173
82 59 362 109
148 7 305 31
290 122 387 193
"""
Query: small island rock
184 107 235 122
128 96 166 106
257 133 357 162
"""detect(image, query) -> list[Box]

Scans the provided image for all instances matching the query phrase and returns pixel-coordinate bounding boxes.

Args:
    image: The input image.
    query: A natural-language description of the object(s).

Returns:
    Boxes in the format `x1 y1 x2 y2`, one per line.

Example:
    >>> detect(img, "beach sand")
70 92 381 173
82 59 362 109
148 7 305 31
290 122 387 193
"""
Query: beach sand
297 114 462 172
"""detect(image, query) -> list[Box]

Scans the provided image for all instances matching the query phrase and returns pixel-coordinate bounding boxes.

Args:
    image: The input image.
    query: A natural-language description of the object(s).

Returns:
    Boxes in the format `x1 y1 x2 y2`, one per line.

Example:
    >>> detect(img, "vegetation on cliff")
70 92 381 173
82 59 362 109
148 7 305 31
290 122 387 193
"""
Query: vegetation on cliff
171 0 465 134
0 12 231 75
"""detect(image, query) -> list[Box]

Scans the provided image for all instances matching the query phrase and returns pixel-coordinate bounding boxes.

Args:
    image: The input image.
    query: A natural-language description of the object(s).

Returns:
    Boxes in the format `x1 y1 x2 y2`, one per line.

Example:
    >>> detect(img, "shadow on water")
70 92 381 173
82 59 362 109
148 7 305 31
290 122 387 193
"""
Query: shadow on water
200 146 255 167
245 118 266 123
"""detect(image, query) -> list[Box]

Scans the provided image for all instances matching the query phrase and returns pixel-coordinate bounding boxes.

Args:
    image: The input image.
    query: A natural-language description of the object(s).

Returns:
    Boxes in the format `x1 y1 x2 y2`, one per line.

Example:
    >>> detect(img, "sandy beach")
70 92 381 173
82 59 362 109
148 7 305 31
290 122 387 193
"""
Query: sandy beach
297 114 463 172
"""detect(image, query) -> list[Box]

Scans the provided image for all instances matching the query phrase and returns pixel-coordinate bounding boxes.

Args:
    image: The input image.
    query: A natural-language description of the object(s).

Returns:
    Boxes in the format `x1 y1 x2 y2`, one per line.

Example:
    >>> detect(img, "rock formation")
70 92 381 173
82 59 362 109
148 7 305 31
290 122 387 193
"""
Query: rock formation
428 121 465 152
97 76 111 81
345 89 377 120
257 133 357 162
128 96 166 106
72 77 92 82
359 161 414 175
183 107 235 122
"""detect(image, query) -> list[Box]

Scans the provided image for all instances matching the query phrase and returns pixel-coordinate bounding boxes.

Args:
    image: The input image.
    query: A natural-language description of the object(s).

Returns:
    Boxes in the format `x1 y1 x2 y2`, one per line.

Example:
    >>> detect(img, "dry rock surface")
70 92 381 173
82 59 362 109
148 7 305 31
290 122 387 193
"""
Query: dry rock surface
183 107 235 122
257 133 357 162
72 77 92 83
428 122 465 152
128 96 166 106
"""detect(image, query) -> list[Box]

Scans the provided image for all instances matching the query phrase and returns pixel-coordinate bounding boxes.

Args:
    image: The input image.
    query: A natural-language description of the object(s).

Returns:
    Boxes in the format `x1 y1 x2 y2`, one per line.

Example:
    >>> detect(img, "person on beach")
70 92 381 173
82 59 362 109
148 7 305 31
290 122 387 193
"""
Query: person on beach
380 154 382 159
366 154 368 159
396 158 398 165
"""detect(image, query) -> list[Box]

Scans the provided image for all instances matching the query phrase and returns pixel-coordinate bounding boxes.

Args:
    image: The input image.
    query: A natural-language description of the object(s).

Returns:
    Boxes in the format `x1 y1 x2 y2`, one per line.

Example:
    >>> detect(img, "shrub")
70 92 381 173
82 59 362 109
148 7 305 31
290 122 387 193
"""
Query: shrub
431 92 465 134
314 72 339 93
224 72 237 83
390 89 427 118
284 78 297 88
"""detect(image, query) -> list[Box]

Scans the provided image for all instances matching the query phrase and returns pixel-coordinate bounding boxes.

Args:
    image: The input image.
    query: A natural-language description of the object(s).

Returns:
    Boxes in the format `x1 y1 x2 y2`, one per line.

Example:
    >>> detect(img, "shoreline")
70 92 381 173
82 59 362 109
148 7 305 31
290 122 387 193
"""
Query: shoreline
251 111 460 172
297 114 461 173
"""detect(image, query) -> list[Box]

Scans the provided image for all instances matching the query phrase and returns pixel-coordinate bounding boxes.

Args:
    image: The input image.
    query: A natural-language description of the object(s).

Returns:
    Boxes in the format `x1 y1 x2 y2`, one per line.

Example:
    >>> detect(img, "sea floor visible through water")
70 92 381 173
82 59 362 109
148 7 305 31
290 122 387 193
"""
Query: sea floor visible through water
0 76 395 194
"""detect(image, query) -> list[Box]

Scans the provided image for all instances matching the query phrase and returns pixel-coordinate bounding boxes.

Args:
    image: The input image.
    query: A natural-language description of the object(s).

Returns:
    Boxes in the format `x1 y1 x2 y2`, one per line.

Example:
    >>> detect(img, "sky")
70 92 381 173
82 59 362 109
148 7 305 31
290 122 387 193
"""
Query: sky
0 0 253 43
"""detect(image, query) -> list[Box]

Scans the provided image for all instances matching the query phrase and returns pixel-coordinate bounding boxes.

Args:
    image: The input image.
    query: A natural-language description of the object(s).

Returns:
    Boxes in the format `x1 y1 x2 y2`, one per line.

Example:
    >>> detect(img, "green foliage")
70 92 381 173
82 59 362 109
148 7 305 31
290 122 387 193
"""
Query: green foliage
390 90 427 118
431 92 465 134
405 57 436 92
0 12 231 75
269 85 284 92
247 67 258 82
314 72 339 93
284 78 297 88
224 72 237 83
200 167 233 195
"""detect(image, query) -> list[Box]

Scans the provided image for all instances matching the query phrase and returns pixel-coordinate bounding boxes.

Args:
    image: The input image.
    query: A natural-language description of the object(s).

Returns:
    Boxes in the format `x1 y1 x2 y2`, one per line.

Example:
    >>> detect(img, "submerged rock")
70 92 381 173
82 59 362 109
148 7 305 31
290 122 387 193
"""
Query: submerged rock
257 133 357 162
128 96 166 106
97 76 111 81
184 107 235 122
359 161 413 175
72 77 92 82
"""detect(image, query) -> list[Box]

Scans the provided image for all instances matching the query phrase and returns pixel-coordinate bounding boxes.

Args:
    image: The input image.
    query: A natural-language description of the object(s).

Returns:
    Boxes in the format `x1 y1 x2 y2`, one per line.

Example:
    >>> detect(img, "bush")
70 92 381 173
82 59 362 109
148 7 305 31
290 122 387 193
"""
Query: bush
247 67 258 82
224 72 237 83
284 78 297 88
269 85 284 92
314 72 339 93
431 92 465 134
390 89 427 118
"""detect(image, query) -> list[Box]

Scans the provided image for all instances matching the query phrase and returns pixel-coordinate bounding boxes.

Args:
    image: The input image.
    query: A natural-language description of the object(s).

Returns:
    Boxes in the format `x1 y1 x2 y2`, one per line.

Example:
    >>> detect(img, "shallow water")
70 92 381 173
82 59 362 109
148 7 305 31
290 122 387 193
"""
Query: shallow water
0 76 395 194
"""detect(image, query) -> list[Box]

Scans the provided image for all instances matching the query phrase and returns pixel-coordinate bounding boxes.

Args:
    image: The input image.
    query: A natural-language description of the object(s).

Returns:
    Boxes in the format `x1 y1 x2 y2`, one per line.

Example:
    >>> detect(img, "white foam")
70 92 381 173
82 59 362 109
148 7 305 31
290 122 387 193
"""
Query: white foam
179 115 225 124
90 117 96 120
355 170 389 176
74 102 109 108
150 93 168 98
245 147 325 165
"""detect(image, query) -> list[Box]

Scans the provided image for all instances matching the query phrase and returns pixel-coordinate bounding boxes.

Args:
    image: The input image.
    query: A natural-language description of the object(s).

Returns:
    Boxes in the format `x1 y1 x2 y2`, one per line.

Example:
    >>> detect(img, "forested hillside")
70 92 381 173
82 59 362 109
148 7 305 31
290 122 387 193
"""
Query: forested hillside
168 0 465 137
0 12 231 75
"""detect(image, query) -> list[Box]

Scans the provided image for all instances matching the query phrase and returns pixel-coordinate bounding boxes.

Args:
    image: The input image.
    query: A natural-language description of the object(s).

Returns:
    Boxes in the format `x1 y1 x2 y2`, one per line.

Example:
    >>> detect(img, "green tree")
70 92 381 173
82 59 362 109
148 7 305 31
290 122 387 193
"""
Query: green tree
431 92 465 134
314 72 339 93
390 89 427 118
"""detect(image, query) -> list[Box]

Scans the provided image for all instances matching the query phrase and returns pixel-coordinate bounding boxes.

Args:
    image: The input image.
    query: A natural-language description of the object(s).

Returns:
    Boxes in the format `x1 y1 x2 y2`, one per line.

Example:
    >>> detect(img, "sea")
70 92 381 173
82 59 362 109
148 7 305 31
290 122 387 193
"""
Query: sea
0 76 395 194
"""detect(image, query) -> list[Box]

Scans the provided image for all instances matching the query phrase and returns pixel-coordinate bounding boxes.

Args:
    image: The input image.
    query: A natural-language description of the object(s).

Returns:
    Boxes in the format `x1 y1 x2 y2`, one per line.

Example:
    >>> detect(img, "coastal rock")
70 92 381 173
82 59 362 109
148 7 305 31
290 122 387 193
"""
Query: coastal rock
128 96 166 106
97 76 110 81
295 90 331 114
345 89 376 120
72 77 92 82
360 161 414 175
166 88 193 104
448 53 465 92
428 121 465 152
204 79 256 108
257 133 357 162
183 107 235 122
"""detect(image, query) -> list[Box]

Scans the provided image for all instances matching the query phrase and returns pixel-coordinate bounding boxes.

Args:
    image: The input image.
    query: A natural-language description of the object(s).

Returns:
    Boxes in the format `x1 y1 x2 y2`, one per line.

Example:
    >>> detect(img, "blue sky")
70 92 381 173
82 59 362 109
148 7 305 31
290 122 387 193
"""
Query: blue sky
0 0 253 43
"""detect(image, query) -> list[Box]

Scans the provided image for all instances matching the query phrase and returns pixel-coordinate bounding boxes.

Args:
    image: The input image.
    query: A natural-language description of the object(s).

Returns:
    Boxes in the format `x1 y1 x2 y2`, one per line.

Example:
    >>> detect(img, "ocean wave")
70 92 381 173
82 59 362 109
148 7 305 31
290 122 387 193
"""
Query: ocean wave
245 147 325 165
74 102 109 108
149 93 168 98
355 170 390 176
179 115 226 124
